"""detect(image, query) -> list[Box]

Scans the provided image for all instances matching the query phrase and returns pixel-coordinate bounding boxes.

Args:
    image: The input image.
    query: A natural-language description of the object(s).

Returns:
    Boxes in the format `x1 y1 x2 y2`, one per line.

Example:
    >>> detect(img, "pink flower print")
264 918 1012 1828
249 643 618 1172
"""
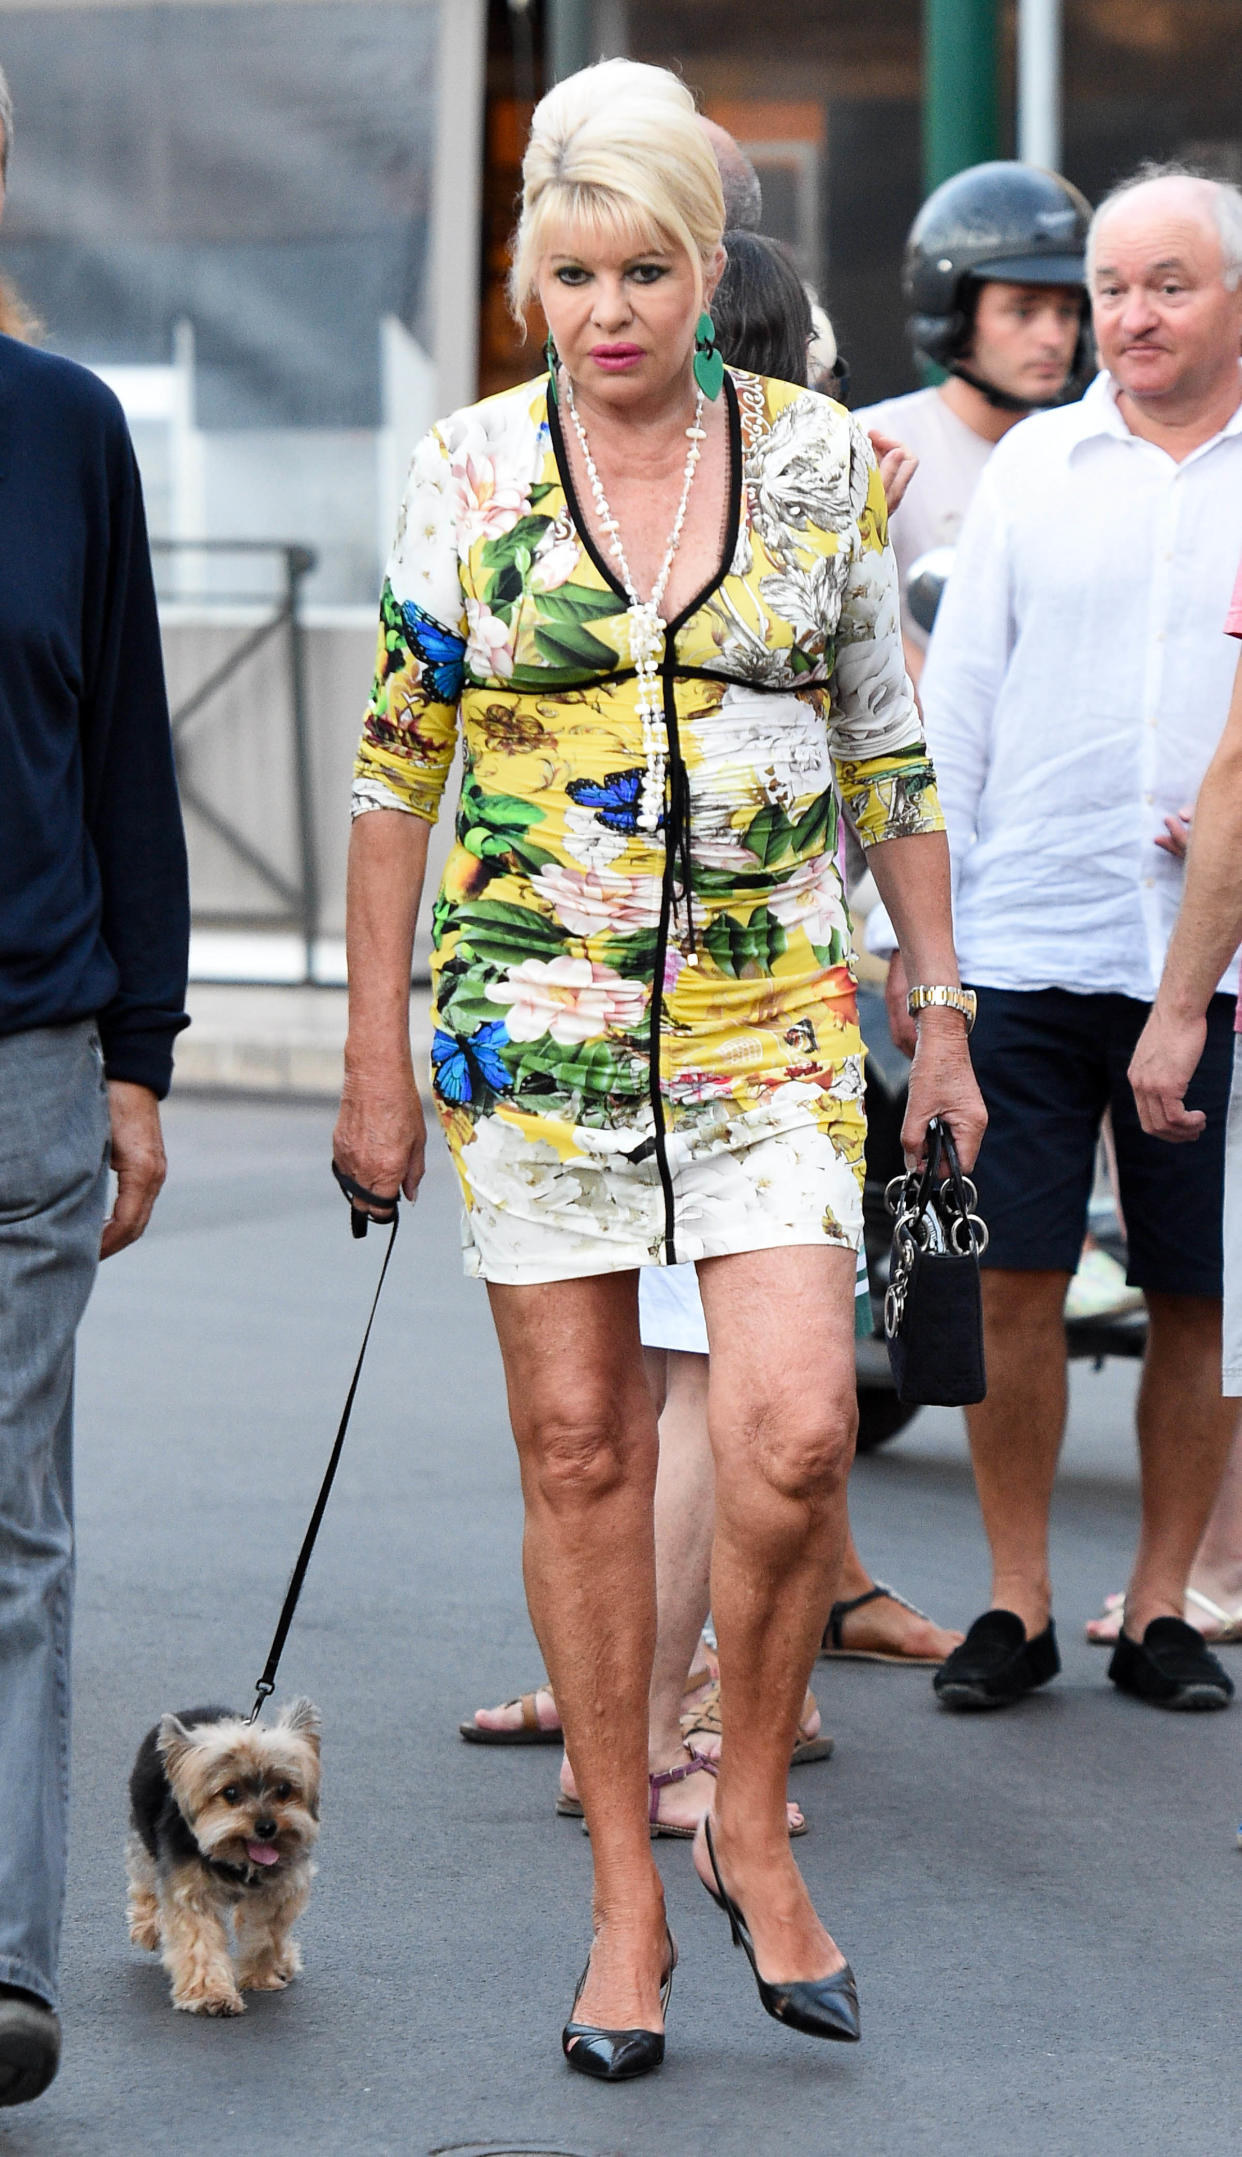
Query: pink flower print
662 947 686 994
452 453 529 549
766 853 848 949
531 864 662 938
464 596 515 680
485 955 649 1045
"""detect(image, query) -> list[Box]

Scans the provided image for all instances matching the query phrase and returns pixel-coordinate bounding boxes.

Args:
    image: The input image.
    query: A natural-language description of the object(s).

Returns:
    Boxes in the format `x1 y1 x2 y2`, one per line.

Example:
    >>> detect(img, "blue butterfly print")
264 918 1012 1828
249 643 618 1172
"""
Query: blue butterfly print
401 600 467 705
431 1019 513 1105
566 768 663 835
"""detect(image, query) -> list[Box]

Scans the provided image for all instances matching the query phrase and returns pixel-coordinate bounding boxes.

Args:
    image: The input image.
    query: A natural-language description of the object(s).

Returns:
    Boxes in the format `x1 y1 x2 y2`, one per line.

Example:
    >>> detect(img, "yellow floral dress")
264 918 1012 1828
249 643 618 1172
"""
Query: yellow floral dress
353 368 943 1283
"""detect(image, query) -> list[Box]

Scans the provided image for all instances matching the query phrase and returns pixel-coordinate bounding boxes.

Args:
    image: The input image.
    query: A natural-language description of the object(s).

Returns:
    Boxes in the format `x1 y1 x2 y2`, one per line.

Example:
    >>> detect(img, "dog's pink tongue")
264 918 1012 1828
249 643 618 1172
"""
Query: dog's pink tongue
246 1842 280 1867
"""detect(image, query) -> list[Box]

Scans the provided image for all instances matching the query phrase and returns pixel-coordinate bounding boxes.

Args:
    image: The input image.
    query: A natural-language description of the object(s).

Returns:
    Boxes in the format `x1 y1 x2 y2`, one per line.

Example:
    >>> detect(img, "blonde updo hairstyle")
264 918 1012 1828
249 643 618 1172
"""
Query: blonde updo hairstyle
509 59 726 329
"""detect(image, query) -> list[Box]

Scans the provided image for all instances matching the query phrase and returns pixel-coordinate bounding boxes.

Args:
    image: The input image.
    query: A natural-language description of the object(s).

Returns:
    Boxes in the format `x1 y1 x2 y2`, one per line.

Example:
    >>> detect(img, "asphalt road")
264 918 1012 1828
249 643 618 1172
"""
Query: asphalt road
5 1095 1240 2157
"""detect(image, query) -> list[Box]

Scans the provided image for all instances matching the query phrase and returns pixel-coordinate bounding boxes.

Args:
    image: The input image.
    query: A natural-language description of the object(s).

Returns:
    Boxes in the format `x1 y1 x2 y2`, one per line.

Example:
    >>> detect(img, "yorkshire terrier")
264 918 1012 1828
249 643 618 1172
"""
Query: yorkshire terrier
126 1699 321 2016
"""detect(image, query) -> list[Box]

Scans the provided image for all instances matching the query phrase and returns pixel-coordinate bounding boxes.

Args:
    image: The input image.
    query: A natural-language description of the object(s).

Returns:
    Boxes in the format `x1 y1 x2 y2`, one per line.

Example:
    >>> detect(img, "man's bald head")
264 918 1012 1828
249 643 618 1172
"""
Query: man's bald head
698 116 762 232
1088 168 1242 290
1087 163 1242 420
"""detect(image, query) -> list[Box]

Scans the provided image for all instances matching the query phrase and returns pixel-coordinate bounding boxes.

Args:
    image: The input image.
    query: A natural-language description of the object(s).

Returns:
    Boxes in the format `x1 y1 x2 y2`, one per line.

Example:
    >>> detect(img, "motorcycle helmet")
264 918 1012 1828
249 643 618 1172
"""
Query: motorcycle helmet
904 161 1093 407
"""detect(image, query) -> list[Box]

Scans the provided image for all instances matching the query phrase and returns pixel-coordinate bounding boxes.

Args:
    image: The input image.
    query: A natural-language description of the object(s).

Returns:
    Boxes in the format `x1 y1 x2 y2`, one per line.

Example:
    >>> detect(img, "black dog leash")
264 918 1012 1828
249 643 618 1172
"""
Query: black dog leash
245 1164 400 1722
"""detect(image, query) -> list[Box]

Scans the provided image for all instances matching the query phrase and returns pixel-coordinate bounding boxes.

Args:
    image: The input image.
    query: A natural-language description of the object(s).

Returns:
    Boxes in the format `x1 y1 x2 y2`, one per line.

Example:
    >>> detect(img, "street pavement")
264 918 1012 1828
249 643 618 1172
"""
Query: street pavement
6 1095 1241 2157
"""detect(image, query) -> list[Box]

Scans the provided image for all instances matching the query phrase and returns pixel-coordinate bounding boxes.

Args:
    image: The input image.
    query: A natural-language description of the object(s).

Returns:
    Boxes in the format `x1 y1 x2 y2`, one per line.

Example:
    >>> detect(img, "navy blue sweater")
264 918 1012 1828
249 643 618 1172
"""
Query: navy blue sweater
0 334 189 1097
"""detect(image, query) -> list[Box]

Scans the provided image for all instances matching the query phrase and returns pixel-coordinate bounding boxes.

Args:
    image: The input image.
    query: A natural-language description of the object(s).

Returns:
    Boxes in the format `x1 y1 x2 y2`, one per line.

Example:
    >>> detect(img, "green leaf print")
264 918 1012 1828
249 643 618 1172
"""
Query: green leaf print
809 932 849 970
506 659 620 691
437 979 504 1036
601 927 661 978
480 514 553 577
743 802 797 866
703 907 788 978
513 1036 624 1098
457 774 544 842
536 583 627 624
489 563 525 612
460 901 568 955
743 787 836 869
533 622 620 672
792 788 835 856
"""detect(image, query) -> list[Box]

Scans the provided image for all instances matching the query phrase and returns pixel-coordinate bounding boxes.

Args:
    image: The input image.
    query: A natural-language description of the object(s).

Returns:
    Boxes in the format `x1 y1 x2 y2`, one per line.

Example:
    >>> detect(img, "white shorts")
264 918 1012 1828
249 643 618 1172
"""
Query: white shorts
1225 1041 1242 1397
638 1248 873 1356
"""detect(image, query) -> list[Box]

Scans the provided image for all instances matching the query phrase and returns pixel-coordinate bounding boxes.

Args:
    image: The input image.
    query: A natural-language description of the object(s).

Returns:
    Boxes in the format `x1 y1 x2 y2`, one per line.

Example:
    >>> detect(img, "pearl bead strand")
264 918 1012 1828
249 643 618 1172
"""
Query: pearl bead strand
561 368 706 835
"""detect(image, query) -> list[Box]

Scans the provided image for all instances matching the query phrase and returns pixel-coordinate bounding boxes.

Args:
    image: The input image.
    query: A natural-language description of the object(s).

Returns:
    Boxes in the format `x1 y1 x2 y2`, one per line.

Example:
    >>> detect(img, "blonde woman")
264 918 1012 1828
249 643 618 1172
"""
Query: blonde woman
334 59 984 2078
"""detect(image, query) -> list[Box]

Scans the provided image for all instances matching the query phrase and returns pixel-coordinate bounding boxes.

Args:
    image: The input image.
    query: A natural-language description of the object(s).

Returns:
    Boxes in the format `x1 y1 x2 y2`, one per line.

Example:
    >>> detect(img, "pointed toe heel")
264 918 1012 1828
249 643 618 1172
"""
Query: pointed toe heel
701 1818 860 2044
561 2023 665 2080
561 1929 676 2082
765 1963 860 2042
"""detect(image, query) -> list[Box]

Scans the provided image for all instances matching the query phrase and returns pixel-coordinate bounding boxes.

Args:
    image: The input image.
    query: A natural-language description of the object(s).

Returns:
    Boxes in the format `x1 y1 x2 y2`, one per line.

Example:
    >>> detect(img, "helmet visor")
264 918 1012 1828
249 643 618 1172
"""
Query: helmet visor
972 252 1085 286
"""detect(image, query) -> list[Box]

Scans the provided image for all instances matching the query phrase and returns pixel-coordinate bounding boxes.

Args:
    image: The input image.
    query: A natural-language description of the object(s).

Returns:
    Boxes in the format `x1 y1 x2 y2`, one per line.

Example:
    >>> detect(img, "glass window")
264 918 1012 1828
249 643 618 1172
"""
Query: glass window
0 0 442 602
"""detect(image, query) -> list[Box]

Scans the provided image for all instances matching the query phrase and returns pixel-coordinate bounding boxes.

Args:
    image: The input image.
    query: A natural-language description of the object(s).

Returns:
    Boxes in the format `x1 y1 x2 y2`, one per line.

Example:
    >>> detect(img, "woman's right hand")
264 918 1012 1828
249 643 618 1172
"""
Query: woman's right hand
332 1059 427 1218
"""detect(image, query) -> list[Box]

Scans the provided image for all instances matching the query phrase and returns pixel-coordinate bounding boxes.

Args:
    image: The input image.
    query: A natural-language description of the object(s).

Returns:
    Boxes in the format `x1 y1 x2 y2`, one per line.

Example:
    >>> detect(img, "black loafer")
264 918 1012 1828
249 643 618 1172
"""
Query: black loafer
933 1609 1060 1711
0 1987 61 2108
1108 1616 1235 1710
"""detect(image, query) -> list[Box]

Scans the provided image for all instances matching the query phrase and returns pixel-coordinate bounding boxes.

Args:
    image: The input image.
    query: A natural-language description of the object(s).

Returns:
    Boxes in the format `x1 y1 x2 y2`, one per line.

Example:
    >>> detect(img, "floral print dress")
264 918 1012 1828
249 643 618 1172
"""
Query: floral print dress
353 368 943 1284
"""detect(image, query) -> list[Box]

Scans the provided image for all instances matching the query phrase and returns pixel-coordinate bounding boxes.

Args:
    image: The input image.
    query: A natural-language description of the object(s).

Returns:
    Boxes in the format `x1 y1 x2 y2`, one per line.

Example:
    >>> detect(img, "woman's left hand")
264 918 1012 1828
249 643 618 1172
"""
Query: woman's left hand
900 1012 987 1173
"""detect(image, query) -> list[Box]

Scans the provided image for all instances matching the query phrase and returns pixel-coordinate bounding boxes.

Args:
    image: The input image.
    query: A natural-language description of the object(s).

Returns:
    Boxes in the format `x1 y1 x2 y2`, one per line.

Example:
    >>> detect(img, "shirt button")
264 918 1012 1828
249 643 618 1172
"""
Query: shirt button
1145 791 1154 803
1155 630 1166 643
1147 716 1157 728
1144 876 1155 888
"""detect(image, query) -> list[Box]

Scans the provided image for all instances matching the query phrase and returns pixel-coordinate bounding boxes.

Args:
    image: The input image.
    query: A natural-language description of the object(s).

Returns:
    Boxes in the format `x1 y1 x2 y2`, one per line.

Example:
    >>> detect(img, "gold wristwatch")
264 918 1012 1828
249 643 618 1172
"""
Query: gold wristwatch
906 984 977 1033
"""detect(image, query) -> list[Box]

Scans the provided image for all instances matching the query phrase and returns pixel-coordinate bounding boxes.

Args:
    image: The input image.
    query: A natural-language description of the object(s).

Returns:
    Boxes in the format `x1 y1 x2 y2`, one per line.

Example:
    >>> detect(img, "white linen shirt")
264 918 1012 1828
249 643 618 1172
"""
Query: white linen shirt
887 369 1242 1000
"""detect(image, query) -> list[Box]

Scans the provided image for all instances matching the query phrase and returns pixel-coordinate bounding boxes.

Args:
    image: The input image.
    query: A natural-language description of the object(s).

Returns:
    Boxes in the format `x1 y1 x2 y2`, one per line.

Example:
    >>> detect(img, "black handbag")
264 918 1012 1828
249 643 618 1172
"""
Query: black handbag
882 1116 988 1407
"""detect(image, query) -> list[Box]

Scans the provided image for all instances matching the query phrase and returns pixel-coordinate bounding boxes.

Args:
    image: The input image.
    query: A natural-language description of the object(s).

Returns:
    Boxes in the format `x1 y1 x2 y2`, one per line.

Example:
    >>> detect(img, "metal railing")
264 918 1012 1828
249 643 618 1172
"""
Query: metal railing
152 539 321 985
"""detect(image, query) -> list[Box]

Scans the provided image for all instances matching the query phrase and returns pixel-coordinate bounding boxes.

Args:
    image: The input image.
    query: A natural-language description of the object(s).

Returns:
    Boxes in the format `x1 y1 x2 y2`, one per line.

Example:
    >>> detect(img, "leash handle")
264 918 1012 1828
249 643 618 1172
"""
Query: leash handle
332 1159 400 1240
247 1205 399 1722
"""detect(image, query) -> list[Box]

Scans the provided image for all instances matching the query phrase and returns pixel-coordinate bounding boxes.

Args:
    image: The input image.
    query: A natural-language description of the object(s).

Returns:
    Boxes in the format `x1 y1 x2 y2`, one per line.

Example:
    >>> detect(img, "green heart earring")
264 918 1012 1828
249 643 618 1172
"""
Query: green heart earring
545 330 560 404
693 309 724 400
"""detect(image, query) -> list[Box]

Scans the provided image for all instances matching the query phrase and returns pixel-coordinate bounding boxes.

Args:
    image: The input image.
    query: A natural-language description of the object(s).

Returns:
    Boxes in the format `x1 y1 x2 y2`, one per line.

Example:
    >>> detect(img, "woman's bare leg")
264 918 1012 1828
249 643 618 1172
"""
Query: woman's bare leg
647 1347 716 1747
693 1244 858 1982
487 1272 667 2032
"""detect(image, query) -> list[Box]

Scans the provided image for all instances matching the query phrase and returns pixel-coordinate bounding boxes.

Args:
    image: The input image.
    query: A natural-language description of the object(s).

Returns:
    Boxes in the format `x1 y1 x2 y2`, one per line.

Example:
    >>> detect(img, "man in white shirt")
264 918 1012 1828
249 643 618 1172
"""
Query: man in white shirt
857 161 1089 686
920 168 1242 1715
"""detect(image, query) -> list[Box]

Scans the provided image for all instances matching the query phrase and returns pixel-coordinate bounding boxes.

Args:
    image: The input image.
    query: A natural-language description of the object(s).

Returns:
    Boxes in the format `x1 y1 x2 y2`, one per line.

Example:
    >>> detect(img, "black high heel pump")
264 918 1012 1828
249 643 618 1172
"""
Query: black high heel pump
561 1927 677 2081
701 1818 860 2043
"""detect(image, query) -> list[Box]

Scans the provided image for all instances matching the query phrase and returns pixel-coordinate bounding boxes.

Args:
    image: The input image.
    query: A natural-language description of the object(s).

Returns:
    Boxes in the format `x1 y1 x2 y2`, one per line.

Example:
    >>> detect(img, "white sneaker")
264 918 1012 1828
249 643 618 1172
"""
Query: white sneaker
1064 1248 1144 1323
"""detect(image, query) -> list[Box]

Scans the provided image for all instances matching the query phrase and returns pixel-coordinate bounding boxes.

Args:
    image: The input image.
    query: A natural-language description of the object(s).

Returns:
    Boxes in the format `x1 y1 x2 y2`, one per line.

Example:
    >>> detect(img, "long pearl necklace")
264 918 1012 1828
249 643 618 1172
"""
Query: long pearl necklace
562 368 706 835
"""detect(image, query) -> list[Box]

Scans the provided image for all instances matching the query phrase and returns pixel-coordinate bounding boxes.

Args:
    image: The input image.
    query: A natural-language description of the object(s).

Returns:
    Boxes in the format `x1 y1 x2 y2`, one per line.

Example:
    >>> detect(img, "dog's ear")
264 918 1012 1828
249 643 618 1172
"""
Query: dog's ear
276 1697 321 1749
156 1713 196 1781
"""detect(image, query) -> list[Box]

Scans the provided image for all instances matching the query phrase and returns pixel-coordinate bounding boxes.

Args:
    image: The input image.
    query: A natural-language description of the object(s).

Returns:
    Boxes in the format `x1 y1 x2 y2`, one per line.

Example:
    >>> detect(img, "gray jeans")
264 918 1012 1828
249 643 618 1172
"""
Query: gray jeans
0 1022 110 2007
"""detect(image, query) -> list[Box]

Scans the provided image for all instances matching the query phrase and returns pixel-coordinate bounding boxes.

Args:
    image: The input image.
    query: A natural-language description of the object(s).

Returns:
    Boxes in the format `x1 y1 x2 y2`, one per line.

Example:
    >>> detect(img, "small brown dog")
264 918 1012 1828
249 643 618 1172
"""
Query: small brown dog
126 1699 321 2015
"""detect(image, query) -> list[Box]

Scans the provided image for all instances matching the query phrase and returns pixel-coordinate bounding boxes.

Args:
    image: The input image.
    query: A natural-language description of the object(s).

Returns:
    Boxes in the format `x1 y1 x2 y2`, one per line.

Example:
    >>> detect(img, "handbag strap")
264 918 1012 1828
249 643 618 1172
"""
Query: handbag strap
893 1117 983 1252
246 1201 399 1722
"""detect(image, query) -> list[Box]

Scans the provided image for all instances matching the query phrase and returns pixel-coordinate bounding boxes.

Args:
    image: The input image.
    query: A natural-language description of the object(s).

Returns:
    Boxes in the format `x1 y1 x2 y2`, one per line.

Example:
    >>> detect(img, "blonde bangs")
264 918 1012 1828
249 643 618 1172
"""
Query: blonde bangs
533 184 688 270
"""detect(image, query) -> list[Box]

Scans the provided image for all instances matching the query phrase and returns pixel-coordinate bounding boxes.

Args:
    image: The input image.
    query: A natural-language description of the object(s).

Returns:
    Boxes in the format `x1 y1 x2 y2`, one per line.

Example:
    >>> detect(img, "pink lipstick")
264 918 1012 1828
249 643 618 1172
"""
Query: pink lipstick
590 343 644 372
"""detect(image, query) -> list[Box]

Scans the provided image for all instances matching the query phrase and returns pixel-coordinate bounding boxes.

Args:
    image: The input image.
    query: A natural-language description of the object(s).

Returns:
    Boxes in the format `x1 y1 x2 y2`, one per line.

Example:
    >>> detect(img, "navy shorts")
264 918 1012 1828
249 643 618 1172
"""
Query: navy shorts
965 987 1234 1297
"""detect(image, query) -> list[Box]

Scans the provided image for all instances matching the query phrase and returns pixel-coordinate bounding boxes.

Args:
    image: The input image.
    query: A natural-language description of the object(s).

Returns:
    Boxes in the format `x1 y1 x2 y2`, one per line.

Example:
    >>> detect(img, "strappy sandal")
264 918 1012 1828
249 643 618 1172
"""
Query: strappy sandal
819 1582 947 1666
1086 1586 1242 1647
461 1663 715 1747
680 1679 833 1767
459 1688 562 1746
561 1750 808 1838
